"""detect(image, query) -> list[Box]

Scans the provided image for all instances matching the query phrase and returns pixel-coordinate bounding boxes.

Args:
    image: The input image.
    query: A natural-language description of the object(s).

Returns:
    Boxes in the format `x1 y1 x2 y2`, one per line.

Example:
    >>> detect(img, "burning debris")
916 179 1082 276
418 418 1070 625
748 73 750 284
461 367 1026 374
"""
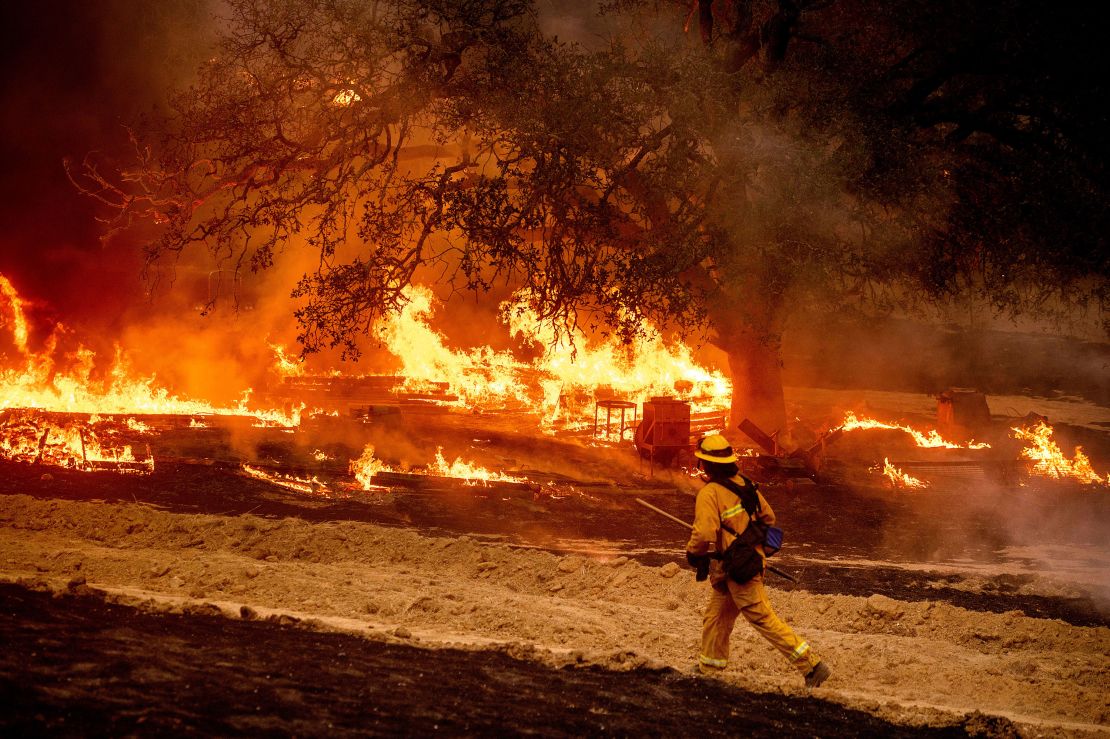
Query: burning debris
350 444 531 492
1012 421 1106 485
0 410 154 474
837 412 990 450
734 405 1110 492
3 269 731 490
874 458 928 489
325 286 732 433
733 409 995 485
6 268 1107 497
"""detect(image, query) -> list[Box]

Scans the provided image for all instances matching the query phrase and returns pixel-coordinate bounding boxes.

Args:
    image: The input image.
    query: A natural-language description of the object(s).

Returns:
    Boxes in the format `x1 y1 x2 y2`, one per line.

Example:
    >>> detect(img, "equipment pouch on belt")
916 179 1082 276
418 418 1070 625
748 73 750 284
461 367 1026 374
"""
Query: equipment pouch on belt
717 519 765 583
718 539 763 583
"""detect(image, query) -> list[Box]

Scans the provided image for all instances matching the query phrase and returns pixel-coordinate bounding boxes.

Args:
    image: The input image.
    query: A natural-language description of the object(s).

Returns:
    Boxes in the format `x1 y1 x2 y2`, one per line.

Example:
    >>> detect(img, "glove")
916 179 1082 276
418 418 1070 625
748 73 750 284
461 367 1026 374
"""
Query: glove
686 551 711 581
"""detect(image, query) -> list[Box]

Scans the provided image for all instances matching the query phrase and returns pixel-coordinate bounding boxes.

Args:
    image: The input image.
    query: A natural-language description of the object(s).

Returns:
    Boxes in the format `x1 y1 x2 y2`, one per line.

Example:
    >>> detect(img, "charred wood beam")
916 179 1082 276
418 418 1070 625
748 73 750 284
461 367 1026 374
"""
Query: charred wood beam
370 470 537 497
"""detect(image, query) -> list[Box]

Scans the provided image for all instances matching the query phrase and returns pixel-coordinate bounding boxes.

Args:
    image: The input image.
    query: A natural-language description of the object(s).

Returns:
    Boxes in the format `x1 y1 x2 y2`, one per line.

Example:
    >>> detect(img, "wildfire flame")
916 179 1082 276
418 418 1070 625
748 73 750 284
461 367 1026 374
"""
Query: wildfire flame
241 464 327 494
430 447 526 484
839 412 990 450
0 274 30 354
351 445 391 489
1012 422 1106 485
875 457 927 489
376 286 730 430
350 443 526 489
270 342 305 378
0 273 303 428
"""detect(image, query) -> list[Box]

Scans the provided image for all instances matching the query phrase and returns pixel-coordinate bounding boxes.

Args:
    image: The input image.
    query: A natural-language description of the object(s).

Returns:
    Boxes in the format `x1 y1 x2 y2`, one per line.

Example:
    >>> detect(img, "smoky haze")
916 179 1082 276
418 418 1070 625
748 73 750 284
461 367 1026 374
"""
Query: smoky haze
0 0 1105 415
0 1 371 400
0 0 298 404
0 1 213 326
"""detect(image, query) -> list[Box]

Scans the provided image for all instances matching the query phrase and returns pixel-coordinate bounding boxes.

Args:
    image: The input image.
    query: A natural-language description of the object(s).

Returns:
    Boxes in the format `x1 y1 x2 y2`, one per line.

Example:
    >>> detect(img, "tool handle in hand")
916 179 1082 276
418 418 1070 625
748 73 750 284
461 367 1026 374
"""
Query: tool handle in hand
635 498 693 529
765 564 798 583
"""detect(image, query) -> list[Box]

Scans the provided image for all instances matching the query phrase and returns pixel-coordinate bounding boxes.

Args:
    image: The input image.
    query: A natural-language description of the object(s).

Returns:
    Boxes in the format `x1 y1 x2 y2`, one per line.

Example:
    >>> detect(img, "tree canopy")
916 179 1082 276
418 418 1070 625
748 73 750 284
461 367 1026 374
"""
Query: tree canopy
74 0 1109 430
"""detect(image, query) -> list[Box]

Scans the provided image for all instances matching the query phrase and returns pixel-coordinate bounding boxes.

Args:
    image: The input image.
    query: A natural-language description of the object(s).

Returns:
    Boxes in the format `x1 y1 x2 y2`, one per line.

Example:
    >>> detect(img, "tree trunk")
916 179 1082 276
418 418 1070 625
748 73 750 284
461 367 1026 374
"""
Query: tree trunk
723 327 787 439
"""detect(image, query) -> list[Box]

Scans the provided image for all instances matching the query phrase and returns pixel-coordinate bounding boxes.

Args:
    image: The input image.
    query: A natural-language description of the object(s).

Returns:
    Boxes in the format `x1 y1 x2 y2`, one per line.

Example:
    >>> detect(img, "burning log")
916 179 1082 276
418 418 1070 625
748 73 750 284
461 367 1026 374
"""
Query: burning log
368 471 538 497
239 464 330 495
264 375 458 415
837 412 990 450
1011 421 1106 485
350 443 536 495
882 460 1030 488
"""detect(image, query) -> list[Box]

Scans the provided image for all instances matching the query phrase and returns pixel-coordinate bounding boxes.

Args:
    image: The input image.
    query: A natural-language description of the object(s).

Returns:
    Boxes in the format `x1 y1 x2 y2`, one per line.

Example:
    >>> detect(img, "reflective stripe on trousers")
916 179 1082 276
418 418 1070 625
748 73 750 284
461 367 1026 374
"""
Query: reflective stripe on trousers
700 576 821 674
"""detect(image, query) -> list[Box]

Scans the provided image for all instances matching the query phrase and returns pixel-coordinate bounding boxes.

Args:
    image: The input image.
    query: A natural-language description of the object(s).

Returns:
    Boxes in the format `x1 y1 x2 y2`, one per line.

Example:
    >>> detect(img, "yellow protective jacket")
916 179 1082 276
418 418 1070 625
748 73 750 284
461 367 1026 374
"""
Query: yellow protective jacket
686 475 776 571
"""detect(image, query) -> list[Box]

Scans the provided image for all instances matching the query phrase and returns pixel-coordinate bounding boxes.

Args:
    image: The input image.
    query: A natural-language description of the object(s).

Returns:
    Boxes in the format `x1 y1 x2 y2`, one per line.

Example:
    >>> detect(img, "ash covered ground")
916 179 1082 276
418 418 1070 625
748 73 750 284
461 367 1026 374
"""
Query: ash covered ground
2 388 1109 736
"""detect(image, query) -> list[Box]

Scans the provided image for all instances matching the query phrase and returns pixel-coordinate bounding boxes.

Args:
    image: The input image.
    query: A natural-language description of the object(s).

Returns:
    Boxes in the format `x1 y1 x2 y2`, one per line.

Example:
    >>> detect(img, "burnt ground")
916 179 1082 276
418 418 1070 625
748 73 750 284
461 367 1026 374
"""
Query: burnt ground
2 408 1108 736
2 451 1108 628
0 582 978 738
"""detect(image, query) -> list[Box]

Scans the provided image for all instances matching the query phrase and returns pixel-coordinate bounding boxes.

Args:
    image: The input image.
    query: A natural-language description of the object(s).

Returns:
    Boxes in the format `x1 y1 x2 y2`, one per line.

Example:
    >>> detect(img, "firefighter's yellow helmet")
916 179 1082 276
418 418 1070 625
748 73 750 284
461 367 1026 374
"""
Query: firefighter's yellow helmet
694 433 738 463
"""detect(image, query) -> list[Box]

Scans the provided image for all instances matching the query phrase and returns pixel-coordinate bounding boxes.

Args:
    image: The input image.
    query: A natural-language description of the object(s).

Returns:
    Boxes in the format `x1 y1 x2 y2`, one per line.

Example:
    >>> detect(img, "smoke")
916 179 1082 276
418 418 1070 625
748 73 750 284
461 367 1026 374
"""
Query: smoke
783 313 1110 407
0 1 215 321
1 1 1104 424
0 1 274 407
892 475 1110 607
0 0 404 400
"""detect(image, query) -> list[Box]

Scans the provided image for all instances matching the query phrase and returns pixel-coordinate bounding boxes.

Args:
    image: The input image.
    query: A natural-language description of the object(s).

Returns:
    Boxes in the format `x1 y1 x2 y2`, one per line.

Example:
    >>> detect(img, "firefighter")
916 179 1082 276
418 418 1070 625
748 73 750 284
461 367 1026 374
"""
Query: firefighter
685 434 831 688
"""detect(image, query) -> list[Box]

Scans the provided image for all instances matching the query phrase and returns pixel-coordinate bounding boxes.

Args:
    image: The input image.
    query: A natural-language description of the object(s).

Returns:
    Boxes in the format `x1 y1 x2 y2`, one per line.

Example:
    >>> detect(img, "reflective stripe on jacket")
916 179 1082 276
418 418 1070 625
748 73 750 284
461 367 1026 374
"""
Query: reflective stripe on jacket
685 475 776 558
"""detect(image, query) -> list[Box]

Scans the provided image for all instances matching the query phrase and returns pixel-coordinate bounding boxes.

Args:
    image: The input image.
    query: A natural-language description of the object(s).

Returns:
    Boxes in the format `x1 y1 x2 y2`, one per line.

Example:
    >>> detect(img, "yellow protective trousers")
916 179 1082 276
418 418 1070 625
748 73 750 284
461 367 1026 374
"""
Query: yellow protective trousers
698 575 821 674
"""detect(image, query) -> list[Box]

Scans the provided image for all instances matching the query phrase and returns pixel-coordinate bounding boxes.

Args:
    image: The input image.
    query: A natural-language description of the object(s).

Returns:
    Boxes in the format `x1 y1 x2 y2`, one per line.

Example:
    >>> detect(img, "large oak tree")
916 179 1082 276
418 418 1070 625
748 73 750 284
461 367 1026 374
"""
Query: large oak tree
76 0 1108 433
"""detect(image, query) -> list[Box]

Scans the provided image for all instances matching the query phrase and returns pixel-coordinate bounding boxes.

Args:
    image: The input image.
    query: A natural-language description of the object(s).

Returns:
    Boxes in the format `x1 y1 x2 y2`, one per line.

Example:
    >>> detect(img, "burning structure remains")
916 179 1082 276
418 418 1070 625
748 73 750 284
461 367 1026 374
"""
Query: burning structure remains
3 267 1105 493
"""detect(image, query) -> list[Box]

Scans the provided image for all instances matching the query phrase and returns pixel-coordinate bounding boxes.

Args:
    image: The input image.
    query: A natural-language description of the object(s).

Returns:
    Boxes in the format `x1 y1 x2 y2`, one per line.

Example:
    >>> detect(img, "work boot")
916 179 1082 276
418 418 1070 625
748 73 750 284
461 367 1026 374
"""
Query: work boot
804 662 831 688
